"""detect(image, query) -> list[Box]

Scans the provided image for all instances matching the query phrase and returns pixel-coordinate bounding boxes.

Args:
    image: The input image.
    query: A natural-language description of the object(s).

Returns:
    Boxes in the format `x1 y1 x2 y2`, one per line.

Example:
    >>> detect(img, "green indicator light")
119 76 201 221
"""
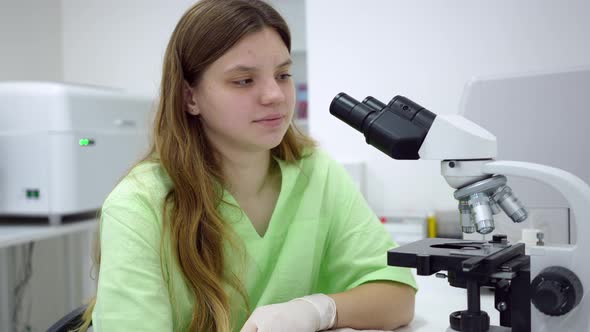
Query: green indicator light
26 190 32 198
33 190 39 198
79 138 89 146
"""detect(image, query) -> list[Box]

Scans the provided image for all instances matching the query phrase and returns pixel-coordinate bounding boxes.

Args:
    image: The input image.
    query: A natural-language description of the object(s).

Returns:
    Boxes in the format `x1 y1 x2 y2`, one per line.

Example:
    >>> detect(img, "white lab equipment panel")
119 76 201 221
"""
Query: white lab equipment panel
0 82 152 224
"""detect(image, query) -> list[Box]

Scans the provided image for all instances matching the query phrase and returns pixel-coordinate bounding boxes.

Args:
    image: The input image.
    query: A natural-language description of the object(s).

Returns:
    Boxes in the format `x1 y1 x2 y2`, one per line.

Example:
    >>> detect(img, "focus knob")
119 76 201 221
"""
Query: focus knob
531 266 583 316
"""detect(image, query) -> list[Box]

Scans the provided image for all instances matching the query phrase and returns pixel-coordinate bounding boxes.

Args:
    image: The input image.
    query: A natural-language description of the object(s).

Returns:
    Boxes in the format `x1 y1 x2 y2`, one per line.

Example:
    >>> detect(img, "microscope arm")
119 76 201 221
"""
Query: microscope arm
481 160 589 257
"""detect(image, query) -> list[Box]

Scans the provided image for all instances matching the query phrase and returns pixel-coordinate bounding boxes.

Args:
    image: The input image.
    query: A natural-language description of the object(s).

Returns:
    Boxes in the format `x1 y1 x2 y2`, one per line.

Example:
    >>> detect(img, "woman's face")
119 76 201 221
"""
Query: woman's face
186 27 295 154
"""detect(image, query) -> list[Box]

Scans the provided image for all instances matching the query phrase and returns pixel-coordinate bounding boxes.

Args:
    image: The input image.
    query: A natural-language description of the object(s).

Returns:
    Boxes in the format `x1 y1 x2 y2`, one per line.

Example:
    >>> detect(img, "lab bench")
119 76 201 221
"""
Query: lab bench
0 219 97 332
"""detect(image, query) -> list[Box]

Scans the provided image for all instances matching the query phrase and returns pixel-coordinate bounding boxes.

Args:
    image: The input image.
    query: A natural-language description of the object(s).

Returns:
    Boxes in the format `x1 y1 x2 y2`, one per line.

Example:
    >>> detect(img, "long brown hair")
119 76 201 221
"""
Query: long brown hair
77 0 314 331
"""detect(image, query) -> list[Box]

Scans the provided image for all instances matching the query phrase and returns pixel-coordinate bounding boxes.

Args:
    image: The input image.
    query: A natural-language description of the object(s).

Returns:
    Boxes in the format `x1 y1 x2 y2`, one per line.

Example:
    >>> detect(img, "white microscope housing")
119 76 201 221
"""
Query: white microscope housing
0 82 152 225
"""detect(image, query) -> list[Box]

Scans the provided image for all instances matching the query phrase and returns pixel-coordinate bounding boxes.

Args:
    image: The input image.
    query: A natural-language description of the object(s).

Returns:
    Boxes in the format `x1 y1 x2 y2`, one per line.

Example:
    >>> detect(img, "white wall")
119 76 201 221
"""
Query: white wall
306 0 590 216
268 0 306 53
60 0 193 96
0 0 63 81
60 0 307 97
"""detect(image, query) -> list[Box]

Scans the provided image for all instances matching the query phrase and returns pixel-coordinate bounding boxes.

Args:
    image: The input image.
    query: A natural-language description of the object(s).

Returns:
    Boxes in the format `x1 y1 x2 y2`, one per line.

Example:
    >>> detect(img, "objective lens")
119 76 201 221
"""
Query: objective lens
489 198 501 215
493 186 528 223
459 200 475 233
468 192 495 234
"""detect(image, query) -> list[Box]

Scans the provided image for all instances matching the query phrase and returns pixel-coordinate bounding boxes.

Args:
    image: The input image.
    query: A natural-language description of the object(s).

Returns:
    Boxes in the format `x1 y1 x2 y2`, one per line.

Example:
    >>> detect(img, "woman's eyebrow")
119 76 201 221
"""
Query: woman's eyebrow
224 65 257 74
224 59 292 74
276 59 292 68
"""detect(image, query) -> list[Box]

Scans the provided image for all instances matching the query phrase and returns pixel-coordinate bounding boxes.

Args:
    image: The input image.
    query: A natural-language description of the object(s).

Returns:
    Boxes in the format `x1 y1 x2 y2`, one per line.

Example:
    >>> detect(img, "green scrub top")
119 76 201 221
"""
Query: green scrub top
92 149 417 331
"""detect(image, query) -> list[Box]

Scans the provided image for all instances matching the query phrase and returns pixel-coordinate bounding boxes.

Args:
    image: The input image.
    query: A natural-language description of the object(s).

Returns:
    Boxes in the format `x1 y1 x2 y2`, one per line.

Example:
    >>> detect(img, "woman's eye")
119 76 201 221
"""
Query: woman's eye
233 78 253 86
278 73 292 80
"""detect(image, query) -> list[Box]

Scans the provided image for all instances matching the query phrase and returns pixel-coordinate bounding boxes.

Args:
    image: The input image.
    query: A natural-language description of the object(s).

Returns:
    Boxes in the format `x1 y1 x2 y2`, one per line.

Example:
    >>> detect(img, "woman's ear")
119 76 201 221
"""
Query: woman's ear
183 80 200 116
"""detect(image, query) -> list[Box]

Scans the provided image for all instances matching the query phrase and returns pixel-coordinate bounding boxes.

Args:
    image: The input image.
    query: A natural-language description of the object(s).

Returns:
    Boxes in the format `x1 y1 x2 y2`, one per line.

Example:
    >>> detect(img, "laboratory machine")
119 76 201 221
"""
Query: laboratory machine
0 82 152 225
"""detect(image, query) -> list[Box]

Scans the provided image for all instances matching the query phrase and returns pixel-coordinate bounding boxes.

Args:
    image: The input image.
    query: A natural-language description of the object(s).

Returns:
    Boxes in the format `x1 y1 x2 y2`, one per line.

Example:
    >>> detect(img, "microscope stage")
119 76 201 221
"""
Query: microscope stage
388 238 526 276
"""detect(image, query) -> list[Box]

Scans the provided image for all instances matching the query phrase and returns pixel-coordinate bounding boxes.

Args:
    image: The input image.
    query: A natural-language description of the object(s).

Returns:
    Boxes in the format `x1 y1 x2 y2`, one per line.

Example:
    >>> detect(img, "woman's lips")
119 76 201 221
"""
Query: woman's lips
254 115 285 128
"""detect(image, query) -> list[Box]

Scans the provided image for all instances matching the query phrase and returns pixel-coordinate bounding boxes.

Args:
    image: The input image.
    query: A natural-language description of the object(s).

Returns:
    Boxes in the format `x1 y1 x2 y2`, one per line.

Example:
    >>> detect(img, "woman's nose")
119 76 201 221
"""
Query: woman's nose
259 79 286 105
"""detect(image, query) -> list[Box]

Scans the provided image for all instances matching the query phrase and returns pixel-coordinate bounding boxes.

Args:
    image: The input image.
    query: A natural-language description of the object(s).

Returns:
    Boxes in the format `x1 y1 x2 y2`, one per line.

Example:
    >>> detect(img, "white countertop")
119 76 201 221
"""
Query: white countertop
0 219 97 249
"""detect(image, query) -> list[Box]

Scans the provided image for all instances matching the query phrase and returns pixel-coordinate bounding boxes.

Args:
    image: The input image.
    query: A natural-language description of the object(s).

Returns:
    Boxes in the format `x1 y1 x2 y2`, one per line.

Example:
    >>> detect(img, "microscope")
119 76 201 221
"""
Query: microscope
330 93 589 332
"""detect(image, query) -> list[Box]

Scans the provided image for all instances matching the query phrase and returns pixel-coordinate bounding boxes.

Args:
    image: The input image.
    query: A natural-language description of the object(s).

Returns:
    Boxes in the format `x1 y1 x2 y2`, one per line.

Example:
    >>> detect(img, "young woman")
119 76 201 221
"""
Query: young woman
80 0 417 331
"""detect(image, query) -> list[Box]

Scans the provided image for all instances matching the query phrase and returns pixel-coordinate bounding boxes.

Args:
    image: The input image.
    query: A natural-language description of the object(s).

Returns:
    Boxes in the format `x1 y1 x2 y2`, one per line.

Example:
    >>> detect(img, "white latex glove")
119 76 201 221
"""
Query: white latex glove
240 294 337 332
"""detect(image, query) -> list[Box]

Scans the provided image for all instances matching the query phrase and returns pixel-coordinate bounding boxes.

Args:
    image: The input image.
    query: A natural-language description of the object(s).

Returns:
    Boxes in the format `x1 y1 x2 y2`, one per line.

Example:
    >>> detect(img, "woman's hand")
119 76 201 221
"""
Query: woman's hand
240 294 337 332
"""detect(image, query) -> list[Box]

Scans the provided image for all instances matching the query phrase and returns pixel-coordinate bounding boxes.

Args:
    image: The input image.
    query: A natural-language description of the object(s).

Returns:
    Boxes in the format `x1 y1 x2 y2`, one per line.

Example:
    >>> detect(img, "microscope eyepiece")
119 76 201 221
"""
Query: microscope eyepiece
329 93 437 160
330 93 380 132
362 96 387 112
